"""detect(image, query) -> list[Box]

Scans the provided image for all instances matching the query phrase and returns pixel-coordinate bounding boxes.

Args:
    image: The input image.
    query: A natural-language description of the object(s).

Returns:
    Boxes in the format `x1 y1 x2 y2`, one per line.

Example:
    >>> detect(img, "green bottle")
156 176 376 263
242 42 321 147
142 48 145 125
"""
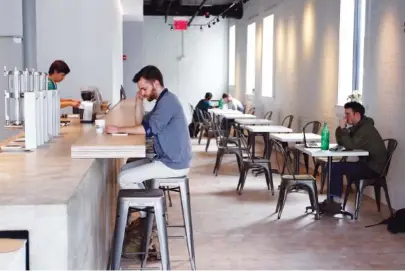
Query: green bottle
218 99 223 109
321 122 330 150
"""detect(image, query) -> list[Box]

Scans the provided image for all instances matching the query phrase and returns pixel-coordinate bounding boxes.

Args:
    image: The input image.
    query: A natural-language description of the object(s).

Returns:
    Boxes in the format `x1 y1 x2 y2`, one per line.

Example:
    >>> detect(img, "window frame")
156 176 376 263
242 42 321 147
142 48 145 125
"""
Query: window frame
228 24 236 86
245 21 256 95
337 0 367 106
261 14 275 98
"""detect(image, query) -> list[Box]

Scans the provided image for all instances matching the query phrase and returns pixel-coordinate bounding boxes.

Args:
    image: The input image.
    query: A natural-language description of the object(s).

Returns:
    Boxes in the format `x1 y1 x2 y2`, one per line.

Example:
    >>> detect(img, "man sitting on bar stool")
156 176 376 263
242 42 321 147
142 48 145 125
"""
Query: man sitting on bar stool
105 65 192 201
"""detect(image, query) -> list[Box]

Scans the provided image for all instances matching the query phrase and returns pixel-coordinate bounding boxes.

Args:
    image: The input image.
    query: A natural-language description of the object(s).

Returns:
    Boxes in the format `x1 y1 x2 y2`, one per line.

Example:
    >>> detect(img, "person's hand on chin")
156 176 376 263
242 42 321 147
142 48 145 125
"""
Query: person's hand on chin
136 91 144 103
339 118 347 129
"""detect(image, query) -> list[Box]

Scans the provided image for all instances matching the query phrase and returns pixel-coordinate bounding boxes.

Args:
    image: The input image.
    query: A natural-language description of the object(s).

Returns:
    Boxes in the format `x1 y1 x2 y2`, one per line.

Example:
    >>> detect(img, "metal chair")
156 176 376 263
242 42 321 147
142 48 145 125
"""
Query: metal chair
212 116 243 176
342 139 397 219
247 107 256 115
236 128 274 195
263 111 273 120
272 139 320 220
109 189 170 270
281 115 294 128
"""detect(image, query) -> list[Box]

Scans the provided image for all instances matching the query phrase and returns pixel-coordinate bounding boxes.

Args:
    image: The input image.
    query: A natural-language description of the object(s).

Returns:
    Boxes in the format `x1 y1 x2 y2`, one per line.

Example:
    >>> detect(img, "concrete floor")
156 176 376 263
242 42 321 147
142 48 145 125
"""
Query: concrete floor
123 139 405 270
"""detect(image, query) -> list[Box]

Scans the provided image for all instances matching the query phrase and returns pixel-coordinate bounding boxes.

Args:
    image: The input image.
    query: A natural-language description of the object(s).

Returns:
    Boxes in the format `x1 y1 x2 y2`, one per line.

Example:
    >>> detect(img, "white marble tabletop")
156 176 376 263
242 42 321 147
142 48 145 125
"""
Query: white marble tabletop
235 119 273 125
243 125 292 133
295 144 369 157
221 113 256 119
208 108 242 114
270 133 321 142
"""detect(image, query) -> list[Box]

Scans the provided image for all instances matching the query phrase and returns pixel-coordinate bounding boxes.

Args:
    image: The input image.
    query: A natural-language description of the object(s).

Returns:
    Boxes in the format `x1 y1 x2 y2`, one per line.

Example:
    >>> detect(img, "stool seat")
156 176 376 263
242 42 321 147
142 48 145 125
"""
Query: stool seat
153 176 187 181
119 189 164 198
0 239 26 271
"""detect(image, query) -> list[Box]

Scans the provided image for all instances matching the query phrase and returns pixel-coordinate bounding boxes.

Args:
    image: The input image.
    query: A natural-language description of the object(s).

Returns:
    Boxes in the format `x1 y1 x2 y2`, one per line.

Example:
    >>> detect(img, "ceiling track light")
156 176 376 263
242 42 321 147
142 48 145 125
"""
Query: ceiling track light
200 26 203 31
170 25 174 31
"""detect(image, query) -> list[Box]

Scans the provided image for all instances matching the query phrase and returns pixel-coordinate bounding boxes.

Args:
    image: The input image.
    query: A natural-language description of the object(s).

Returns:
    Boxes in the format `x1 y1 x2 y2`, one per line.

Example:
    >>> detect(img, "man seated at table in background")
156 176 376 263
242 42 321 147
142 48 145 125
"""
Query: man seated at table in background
189 92 213 138
105 65 192 198
329 101 387 205
222 93 244 112
220 93 244 135
47 60 81 109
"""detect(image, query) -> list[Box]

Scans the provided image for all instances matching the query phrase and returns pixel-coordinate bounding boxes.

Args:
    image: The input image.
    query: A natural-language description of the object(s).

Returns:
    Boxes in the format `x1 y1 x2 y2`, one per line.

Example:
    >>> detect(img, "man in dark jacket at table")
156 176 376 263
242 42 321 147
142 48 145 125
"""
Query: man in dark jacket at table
330 101 388 202
189 92 213 138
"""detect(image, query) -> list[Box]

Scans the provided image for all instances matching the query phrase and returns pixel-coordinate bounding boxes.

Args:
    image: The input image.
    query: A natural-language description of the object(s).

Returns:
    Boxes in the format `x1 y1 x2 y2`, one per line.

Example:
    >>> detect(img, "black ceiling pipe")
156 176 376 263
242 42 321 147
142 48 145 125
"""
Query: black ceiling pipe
188 0 208 26
144 2 244 19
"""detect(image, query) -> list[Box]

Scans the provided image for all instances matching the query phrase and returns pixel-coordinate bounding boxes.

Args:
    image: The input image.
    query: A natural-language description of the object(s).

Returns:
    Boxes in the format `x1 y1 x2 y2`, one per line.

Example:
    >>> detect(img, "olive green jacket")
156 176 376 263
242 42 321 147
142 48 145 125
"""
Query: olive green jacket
335 117 387 175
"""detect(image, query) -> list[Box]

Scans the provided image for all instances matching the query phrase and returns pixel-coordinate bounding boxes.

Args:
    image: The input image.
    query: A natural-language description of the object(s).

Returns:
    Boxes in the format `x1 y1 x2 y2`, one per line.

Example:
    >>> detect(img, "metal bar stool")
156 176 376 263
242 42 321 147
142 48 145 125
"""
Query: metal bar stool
109 189 170 270
148 176 196 271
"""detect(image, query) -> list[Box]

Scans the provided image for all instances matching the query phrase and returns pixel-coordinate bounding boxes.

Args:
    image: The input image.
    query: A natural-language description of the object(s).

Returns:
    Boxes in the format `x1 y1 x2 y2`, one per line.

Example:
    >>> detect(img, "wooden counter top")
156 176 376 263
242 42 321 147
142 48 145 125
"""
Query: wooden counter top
0 121 94 205
0 99 145 205
71 99 145 158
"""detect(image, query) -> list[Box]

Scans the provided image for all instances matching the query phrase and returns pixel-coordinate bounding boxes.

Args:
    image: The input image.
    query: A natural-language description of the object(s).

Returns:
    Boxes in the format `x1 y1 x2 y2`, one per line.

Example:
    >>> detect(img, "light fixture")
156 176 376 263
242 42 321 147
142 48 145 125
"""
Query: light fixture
170 25 174 31
208 24 211 28
217 18 220 22
213 21 216 25
200 26 203 31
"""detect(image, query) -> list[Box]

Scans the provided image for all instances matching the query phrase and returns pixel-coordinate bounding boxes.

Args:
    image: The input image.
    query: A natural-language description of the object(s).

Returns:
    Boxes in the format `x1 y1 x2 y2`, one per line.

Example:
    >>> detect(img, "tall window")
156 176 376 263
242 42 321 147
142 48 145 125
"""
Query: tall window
246 22 256 94
337 0 367 105
228 25 236 86
262 14 274 97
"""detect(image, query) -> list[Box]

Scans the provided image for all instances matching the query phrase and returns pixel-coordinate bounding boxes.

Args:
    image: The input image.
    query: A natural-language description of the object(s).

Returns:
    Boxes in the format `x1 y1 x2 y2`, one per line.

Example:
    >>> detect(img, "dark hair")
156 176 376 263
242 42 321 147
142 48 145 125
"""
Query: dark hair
205 92 212 100
133 65 164 86
344 101 365 117
222 93 230 99
48 60 70 75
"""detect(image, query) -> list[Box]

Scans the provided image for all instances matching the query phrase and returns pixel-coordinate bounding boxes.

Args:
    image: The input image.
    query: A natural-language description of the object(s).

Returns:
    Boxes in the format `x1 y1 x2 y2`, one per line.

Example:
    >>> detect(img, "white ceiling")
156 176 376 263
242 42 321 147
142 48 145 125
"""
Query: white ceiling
121 0 143 21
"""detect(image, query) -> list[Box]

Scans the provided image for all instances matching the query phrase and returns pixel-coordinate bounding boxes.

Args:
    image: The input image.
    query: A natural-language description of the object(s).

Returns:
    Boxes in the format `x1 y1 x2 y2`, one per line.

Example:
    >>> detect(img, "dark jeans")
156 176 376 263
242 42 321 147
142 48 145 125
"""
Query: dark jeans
330 161 379 198
221 118 234 136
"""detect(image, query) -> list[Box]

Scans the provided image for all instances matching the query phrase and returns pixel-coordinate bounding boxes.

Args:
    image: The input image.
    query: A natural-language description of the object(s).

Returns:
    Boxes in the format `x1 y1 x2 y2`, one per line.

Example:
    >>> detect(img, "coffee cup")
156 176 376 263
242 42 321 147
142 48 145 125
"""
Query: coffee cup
95 119 106 134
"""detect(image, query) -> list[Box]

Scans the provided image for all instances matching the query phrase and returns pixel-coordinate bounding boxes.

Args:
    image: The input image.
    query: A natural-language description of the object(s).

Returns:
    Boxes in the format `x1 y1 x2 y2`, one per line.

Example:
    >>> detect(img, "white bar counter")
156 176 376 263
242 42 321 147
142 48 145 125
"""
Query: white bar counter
0 99 145 269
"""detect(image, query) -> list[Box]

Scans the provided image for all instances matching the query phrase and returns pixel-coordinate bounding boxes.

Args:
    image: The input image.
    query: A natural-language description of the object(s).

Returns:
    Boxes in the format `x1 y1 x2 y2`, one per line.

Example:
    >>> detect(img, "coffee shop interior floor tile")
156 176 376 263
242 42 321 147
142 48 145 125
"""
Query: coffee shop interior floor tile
122 139 405 270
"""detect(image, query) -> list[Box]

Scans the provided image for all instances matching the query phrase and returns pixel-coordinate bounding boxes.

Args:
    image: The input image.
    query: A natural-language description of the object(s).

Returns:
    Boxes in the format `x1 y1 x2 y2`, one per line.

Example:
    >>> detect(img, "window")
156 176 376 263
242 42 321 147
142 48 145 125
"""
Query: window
262 14 274 97
246 22 256 94
228 25 236 86
337 0 367 105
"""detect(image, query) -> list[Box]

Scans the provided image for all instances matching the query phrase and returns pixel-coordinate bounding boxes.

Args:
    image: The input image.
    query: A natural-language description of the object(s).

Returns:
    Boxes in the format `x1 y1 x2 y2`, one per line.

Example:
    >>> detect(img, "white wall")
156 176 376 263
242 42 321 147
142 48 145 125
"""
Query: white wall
0 0 22 36
123 16 229 121
36 0 123 106
233 0 405 209
0 0 23 141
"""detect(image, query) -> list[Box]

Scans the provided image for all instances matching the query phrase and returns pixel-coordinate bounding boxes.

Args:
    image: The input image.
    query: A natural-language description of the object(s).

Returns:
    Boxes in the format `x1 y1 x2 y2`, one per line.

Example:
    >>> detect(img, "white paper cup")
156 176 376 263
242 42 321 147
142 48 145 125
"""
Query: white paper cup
95 119 106 134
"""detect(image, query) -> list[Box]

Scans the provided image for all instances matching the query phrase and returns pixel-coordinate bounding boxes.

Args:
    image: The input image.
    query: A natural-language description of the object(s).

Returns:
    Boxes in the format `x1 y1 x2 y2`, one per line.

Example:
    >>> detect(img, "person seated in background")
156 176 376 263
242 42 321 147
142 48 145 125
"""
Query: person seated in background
47 60 81 109
220 93 244 135
222 93 244 112
327 101 388 208
189 92 213 137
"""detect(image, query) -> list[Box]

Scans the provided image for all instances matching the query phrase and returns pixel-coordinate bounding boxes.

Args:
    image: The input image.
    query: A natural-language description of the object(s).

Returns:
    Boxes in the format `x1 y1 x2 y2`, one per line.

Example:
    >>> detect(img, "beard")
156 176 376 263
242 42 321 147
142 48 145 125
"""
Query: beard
146 88 158 102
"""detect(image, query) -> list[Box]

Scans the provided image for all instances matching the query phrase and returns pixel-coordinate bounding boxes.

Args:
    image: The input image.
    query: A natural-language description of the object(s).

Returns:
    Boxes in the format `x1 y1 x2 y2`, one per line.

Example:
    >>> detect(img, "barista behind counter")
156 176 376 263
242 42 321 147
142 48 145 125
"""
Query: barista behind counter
47 60 81 109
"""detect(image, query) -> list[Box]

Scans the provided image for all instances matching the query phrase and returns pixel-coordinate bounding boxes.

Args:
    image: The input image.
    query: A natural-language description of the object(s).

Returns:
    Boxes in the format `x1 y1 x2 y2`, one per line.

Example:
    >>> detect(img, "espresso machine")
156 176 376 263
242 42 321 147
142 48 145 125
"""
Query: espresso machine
2 66 60 151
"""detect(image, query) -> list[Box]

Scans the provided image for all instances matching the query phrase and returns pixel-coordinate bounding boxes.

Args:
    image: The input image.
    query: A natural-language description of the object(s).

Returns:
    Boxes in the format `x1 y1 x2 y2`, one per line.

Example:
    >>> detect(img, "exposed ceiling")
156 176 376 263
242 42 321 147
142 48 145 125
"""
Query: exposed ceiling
143 0 244 20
